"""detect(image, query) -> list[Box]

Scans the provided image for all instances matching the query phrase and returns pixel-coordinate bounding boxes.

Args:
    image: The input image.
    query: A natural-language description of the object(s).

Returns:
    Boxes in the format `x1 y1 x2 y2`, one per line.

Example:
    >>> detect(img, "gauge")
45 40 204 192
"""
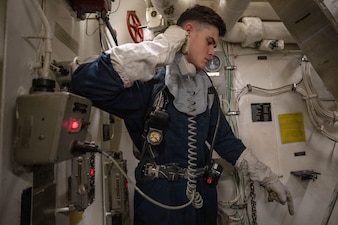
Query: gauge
147 128 163 145
205 55 222 72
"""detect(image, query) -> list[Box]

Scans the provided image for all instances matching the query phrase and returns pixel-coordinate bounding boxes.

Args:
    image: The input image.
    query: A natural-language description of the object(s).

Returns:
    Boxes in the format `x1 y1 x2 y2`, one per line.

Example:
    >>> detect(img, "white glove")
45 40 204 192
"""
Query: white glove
159 25 188 54
235 149 294 215
107 25 188 87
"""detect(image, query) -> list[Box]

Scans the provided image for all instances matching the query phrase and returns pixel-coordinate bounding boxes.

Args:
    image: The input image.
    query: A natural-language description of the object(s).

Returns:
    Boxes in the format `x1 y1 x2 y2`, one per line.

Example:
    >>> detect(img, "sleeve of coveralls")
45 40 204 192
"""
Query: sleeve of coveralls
207 101 246 165
106 25 188 88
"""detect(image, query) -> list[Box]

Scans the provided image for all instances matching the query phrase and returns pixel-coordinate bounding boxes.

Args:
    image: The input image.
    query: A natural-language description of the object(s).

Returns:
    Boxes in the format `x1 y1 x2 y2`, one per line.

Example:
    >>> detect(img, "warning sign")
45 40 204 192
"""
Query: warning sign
279 112 306 144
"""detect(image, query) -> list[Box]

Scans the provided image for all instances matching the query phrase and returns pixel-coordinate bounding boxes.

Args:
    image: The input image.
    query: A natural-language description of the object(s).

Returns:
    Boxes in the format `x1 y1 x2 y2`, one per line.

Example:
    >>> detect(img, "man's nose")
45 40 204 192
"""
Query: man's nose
208 47 215 56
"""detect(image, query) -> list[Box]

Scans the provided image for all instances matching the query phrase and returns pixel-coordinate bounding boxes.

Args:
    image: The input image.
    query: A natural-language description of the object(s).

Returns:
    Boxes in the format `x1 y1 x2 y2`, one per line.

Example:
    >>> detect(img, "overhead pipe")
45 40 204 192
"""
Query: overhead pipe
150 0 296 48
216 0 251 32
150 0 191 22
144 0 166 33
224 18 295 47
217 0 295 48
31 0 53 80
150 0 250 28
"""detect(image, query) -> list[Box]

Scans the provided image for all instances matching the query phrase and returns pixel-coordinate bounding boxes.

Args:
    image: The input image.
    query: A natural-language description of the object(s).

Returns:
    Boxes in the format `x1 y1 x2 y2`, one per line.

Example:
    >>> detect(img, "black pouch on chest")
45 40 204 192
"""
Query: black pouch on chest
146 110 169 145
142 87 170 159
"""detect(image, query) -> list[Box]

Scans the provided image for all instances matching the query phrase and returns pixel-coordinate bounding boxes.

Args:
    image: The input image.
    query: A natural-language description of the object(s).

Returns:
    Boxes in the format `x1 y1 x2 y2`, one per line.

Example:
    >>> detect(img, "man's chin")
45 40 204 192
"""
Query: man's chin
197 65 205 70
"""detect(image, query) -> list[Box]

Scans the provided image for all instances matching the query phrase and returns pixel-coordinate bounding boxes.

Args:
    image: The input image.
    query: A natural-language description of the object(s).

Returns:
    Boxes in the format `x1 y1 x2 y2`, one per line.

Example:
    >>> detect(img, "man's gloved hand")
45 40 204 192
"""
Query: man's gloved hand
265 179 294 215
235 149 294 215
159 25 188 53
107 25 187 87
158 25 189 55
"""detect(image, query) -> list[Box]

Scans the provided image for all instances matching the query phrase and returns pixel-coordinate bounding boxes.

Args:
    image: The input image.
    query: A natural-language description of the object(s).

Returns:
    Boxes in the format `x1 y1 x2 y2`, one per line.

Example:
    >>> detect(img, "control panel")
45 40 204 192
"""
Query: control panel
14 92 92 164
104 151 130 225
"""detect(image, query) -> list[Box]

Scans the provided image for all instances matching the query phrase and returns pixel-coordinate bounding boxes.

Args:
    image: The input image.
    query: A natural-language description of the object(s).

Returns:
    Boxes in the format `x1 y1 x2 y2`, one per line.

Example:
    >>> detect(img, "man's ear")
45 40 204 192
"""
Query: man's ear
183 22 194 35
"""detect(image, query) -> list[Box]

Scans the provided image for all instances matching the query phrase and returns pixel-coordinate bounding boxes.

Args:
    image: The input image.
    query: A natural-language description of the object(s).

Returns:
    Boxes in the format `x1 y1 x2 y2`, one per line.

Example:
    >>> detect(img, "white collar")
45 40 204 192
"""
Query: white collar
165 55 212 116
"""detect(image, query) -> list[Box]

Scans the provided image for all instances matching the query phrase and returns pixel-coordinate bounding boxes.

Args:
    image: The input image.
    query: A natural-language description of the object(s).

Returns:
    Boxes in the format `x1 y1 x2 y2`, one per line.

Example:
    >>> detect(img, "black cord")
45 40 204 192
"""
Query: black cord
71 141 102 156
104 16 118 46
208 86 221 163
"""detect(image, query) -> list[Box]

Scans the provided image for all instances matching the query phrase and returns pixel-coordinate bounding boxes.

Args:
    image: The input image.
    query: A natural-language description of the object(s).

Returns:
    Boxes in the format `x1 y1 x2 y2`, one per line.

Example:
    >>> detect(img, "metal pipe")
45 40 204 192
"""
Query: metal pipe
216 0 250 32
31 0 53 80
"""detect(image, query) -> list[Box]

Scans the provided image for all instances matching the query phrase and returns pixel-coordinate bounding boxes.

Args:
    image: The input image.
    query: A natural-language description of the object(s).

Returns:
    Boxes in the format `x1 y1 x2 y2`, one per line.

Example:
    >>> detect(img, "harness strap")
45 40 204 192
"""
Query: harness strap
144 163 207 181
141 86 170 158
135 156 207 183
208 86 215 111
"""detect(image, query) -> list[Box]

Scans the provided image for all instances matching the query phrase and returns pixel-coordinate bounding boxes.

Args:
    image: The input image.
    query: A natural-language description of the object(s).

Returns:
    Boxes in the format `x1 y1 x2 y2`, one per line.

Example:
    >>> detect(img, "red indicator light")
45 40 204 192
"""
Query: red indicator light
70 120 79 130
68 118 82 133
206 177 213 184
89 168 95 177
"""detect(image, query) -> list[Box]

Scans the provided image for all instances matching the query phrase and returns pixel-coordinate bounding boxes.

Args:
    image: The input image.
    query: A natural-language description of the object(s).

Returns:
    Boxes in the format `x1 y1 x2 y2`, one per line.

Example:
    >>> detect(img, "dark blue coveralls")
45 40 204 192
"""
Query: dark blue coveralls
70 53 246 225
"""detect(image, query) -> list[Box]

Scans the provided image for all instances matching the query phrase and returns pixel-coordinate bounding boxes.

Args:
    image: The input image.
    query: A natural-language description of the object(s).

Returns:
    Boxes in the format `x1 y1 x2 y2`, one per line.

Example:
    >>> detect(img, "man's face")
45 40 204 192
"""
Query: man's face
184 23 219 70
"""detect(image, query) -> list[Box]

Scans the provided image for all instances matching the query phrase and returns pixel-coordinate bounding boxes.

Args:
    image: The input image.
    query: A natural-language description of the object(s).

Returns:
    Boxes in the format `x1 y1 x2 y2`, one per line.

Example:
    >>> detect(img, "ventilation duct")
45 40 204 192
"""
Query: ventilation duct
267 0 338 101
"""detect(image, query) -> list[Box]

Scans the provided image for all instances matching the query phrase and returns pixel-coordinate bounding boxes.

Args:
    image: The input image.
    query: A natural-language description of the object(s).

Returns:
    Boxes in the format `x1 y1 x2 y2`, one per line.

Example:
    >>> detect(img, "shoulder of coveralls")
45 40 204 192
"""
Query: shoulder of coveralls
154 66 166 80
151 66 166 93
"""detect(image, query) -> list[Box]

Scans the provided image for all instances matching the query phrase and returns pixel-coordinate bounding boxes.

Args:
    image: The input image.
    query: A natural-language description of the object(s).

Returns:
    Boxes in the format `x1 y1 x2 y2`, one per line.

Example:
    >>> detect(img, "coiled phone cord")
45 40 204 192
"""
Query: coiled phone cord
185 81 203 209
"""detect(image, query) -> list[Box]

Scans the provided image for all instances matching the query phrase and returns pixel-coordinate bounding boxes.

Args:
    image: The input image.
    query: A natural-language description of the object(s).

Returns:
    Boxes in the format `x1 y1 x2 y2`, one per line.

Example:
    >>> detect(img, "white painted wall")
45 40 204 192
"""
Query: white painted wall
221 47 338 225
0 1 337 225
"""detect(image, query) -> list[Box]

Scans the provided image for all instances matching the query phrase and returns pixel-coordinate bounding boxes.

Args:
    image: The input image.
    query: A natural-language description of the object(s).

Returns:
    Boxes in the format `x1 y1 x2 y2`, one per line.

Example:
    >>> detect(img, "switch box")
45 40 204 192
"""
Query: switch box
14 92 92 164
69 153 96 211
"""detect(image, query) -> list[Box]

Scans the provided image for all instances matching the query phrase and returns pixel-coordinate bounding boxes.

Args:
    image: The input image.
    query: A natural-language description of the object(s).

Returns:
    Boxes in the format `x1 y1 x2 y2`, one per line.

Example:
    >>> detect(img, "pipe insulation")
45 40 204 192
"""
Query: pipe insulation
150 0 295 46
149 0 251 27
196 0 219 9
31 0 53 80
150 0 192 21
216 0 250 32
224 18 295 45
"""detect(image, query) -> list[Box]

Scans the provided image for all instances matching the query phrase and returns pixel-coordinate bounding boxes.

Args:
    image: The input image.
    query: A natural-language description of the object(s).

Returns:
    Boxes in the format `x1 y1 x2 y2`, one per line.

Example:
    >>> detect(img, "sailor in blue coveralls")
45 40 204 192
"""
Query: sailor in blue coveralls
70 5 294 225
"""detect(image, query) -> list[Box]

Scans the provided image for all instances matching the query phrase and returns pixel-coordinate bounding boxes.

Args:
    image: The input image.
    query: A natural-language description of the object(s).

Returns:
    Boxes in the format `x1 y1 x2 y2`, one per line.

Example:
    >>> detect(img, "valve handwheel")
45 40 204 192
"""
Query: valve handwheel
126 10 144 43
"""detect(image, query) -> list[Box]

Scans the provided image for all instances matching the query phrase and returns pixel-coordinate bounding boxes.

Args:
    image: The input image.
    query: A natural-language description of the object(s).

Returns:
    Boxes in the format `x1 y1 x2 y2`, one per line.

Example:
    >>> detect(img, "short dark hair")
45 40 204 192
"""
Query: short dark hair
176 5 226 37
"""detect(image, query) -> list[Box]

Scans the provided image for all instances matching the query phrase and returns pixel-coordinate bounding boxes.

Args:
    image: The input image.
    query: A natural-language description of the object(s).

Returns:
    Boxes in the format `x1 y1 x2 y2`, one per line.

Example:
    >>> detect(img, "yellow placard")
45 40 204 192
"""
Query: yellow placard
279 112 306 144
69 210 82 225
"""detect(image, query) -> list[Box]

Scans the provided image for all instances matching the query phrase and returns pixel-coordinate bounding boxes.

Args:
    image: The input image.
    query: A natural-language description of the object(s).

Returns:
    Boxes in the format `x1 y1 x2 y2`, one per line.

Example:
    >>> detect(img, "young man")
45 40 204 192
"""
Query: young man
71 5 293 225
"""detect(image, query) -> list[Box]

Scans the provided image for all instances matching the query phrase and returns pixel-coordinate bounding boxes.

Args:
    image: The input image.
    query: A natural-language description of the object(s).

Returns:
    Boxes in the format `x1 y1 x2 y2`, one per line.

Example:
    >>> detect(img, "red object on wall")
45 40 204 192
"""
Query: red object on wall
65 0 111 19
126 10 144 43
